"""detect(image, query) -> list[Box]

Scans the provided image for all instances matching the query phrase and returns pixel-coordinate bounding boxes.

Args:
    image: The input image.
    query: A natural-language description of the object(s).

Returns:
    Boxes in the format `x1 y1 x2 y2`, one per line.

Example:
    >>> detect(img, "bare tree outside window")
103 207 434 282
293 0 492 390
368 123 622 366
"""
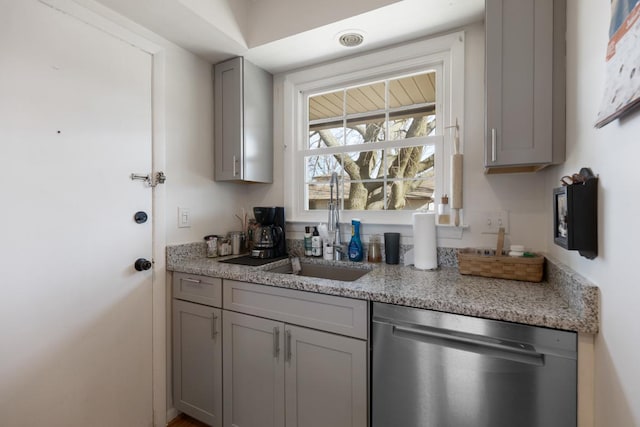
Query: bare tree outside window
306 71 437 211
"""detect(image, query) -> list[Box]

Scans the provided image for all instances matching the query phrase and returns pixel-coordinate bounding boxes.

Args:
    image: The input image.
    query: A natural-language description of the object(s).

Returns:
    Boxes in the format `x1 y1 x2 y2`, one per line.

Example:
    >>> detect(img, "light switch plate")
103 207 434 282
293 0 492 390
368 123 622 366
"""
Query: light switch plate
178 207 191 228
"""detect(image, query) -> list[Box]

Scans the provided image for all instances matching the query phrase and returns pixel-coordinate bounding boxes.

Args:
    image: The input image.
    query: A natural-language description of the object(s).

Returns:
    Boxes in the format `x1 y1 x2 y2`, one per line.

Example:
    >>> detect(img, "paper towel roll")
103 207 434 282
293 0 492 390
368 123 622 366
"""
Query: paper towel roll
412 212 437 270
451 153 463 209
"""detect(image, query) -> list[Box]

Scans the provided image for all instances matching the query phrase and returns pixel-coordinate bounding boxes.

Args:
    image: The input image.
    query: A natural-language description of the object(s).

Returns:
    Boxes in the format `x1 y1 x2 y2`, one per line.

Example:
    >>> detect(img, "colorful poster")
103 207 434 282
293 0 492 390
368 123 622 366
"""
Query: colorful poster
595 0 640 128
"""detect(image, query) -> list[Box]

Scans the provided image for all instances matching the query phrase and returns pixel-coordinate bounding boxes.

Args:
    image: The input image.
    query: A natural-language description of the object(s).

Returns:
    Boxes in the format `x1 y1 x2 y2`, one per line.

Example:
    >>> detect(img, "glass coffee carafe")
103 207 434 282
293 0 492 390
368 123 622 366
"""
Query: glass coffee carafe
250 207 286 259
251 225 282 258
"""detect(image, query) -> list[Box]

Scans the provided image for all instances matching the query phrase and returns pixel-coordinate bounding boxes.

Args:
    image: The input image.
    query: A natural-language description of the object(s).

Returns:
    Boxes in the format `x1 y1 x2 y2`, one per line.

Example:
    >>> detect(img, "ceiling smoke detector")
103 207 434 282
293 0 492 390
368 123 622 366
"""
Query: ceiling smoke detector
337 31 365 48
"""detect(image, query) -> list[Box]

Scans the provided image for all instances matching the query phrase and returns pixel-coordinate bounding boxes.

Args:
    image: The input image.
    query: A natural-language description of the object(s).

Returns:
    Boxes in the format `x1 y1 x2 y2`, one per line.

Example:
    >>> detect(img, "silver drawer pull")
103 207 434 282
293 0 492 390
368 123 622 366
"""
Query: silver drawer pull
183 278 202 284
211 313 218 339
285 330 292 363
273 327 280 358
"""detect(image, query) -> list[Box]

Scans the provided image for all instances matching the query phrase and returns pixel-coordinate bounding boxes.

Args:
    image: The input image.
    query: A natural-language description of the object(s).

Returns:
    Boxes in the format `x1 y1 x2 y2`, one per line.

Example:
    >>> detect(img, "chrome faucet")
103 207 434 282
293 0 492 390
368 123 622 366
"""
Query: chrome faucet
328 172 346 260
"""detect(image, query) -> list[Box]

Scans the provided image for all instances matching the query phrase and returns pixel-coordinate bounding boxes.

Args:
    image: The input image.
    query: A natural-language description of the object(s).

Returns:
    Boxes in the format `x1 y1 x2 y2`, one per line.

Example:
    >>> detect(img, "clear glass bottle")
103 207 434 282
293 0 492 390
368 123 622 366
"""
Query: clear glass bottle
438 195 450 225
367 234 382 263
348 219 364 262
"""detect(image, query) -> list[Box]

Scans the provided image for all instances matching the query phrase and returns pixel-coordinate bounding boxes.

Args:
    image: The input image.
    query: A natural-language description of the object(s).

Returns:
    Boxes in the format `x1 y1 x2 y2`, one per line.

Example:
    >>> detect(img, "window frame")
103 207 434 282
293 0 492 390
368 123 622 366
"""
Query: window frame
281 32 465 225
303 67 443 213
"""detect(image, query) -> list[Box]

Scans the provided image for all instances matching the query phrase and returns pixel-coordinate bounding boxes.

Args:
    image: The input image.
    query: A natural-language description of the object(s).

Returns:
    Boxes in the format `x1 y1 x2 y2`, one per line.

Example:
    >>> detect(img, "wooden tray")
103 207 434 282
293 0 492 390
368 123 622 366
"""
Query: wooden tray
457 248 544 282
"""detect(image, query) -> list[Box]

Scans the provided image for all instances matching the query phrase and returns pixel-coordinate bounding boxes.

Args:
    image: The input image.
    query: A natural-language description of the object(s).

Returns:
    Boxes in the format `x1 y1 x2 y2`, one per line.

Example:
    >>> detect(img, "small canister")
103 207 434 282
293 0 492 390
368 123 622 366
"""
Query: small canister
204 235 218 258
229 231 245 255
218 238 232 256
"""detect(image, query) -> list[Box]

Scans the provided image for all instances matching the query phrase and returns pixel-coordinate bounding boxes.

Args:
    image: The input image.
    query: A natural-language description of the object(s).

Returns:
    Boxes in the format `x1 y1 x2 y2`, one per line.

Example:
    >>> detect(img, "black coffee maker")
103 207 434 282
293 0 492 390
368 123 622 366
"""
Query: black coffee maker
251 207 286 258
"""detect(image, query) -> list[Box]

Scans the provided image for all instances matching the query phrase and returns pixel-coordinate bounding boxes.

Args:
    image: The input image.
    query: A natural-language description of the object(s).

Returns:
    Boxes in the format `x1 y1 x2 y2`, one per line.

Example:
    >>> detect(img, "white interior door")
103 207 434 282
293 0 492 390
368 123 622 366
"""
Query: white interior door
0 1 154 425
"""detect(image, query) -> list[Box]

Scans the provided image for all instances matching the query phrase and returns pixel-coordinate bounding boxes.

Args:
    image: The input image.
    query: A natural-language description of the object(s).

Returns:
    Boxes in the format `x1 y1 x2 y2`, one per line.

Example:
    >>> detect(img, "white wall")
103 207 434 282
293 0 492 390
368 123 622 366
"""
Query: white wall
244 22 550 252
162 42 250 244
544 1 640 425
458 23 550 252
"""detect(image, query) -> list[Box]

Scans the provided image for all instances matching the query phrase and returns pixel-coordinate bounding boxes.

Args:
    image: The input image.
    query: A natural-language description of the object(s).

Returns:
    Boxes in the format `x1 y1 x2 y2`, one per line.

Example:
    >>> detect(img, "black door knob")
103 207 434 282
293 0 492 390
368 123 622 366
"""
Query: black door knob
135 258 153 271
134 211 148 224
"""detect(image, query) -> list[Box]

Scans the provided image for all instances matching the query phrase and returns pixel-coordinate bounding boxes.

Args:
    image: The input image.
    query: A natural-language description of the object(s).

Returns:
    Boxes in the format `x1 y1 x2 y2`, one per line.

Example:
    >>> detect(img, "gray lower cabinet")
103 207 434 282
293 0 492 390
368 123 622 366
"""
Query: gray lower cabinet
485 0 566 173
222 279 368 427
284 324 367 427
173 275 368 427
172 273 223 426
222 311 285 427
222 311 367 427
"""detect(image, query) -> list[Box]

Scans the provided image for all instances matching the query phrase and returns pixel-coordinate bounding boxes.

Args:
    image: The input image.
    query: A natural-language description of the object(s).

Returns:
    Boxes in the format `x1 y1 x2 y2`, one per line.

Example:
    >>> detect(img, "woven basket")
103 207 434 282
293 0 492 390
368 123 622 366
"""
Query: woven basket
457 248 544 282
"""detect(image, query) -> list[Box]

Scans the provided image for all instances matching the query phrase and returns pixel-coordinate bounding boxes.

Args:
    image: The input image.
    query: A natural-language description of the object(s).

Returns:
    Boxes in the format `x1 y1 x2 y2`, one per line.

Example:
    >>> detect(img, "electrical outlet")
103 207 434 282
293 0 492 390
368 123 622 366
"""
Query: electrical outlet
480 211 509 234
178 207 191 228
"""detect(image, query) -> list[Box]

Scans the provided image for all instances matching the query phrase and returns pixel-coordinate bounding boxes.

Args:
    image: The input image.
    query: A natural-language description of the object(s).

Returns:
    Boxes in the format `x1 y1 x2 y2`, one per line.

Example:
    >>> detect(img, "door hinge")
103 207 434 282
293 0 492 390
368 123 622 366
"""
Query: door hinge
130 171 166 187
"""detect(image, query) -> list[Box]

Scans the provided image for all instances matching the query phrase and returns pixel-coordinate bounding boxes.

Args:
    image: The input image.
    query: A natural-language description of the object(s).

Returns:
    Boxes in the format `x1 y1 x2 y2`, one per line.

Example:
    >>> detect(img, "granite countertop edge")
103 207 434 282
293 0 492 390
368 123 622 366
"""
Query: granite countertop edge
166 243 599 335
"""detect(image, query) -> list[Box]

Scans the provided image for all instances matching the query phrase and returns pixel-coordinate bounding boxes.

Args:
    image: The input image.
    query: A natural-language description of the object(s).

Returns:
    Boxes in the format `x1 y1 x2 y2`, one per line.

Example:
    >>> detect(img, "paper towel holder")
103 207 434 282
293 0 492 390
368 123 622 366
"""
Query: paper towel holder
445 118 459 131
435 223 469 240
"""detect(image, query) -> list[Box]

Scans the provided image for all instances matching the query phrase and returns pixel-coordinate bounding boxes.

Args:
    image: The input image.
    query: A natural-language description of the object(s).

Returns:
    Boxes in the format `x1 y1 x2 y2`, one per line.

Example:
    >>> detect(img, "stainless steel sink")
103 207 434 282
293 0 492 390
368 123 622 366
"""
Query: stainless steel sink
266 261 371 282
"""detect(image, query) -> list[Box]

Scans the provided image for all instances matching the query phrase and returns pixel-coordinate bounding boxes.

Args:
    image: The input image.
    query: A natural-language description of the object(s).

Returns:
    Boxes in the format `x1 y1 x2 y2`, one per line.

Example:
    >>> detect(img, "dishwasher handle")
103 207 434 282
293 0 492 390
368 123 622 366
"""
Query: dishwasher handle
392 324 545 367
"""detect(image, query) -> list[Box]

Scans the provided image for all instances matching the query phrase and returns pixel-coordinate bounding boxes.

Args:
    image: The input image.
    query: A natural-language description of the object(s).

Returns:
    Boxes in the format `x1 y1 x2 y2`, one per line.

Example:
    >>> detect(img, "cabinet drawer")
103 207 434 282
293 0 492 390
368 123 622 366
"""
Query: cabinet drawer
223 280 367 339
173 272 222 307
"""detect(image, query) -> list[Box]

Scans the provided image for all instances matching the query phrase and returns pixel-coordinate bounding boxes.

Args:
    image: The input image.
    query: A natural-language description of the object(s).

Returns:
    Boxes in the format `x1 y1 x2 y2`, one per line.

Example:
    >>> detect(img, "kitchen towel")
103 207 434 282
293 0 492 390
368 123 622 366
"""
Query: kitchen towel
412 212 437 270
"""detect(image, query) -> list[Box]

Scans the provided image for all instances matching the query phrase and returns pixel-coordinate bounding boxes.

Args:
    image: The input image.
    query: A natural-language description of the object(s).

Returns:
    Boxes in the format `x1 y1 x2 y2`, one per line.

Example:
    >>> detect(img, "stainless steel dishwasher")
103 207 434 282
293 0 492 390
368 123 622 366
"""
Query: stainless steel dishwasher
372 302 577 427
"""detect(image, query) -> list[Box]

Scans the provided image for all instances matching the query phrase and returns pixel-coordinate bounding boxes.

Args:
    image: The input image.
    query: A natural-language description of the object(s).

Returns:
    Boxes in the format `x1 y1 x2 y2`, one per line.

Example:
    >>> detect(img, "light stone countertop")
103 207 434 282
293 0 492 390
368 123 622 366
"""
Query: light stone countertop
167 243 599 334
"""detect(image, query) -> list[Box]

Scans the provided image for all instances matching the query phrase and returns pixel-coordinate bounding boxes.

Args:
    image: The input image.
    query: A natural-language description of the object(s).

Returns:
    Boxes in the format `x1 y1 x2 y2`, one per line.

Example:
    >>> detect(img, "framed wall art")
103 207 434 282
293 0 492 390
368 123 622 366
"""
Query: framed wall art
553 187 569 248
596 0 640 127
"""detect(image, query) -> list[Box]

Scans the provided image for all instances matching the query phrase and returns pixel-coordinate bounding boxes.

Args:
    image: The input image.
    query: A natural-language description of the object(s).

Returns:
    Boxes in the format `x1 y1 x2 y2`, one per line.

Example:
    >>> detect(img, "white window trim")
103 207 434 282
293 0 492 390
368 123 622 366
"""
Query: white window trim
281 31 465 225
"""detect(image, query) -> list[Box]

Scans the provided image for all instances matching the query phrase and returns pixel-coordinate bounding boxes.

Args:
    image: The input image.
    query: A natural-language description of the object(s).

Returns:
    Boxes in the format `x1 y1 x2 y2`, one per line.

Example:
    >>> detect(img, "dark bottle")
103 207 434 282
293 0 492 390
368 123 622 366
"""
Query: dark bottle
311 226 322 257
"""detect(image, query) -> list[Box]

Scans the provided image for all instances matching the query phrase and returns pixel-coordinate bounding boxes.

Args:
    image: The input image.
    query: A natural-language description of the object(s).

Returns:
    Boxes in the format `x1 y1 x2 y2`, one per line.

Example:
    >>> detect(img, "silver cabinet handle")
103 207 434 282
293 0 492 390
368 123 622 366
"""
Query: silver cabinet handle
491 128 497 162
211 313 218 339
183 278 201 284
273 327 280 358
285 330 292 362
232 155 239 176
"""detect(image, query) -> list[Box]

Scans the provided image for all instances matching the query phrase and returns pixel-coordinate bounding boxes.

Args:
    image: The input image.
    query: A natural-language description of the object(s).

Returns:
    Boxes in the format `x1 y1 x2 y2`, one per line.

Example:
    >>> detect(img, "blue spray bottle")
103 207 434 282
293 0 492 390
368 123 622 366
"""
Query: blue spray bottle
348 218 364 262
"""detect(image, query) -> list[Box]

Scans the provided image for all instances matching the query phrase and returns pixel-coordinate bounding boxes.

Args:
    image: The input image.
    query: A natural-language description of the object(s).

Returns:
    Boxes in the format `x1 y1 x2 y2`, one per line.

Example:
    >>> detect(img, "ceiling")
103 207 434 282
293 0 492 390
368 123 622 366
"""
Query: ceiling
92 0 484 74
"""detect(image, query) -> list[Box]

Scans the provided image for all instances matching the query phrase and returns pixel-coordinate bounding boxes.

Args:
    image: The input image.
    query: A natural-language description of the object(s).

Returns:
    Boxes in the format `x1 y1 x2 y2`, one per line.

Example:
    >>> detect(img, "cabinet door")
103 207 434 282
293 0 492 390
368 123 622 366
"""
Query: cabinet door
173 300 222 426
285 325 367 427
214 56 243 181
223 311 285 427
485 0 556 169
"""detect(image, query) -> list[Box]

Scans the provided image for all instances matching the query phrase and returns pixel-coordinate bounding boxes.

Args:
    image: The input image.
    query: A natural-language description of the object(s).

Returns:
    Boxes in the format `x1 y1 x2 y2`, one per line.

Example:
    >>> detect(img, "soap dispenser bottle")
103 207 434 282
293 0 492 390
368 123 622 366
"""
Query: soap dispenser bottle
311 226 322 257
348 218 364 262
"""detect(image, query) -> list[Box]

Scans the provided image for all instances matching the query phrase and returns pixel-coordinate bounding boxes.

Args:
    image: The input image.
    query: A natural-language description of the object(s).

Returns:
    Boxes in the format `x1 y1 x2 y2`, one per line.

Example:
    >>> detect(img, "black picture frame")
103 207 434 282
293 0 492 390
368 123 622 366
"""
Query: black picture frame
553 187 568 249
552 168 598 259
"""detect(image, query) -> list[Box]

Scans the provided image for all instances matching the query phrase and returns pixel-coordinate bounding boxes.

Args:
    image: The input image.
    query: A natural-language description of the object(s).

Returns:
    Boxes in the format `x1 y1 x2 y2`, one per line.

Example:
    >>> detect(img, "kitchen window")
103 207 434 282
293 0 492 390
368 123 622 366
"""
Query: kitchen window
282 32 465 224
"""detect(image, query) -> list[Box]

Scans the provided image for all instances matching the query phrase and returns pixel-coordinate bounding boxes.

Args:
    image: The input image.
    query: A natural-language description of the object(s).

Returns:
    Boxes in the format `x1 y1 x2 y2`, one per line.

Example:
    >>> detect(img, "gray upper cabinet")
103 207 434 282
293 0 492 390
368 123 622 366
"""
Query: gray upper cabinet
214 57 273 182
485 0 566 174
